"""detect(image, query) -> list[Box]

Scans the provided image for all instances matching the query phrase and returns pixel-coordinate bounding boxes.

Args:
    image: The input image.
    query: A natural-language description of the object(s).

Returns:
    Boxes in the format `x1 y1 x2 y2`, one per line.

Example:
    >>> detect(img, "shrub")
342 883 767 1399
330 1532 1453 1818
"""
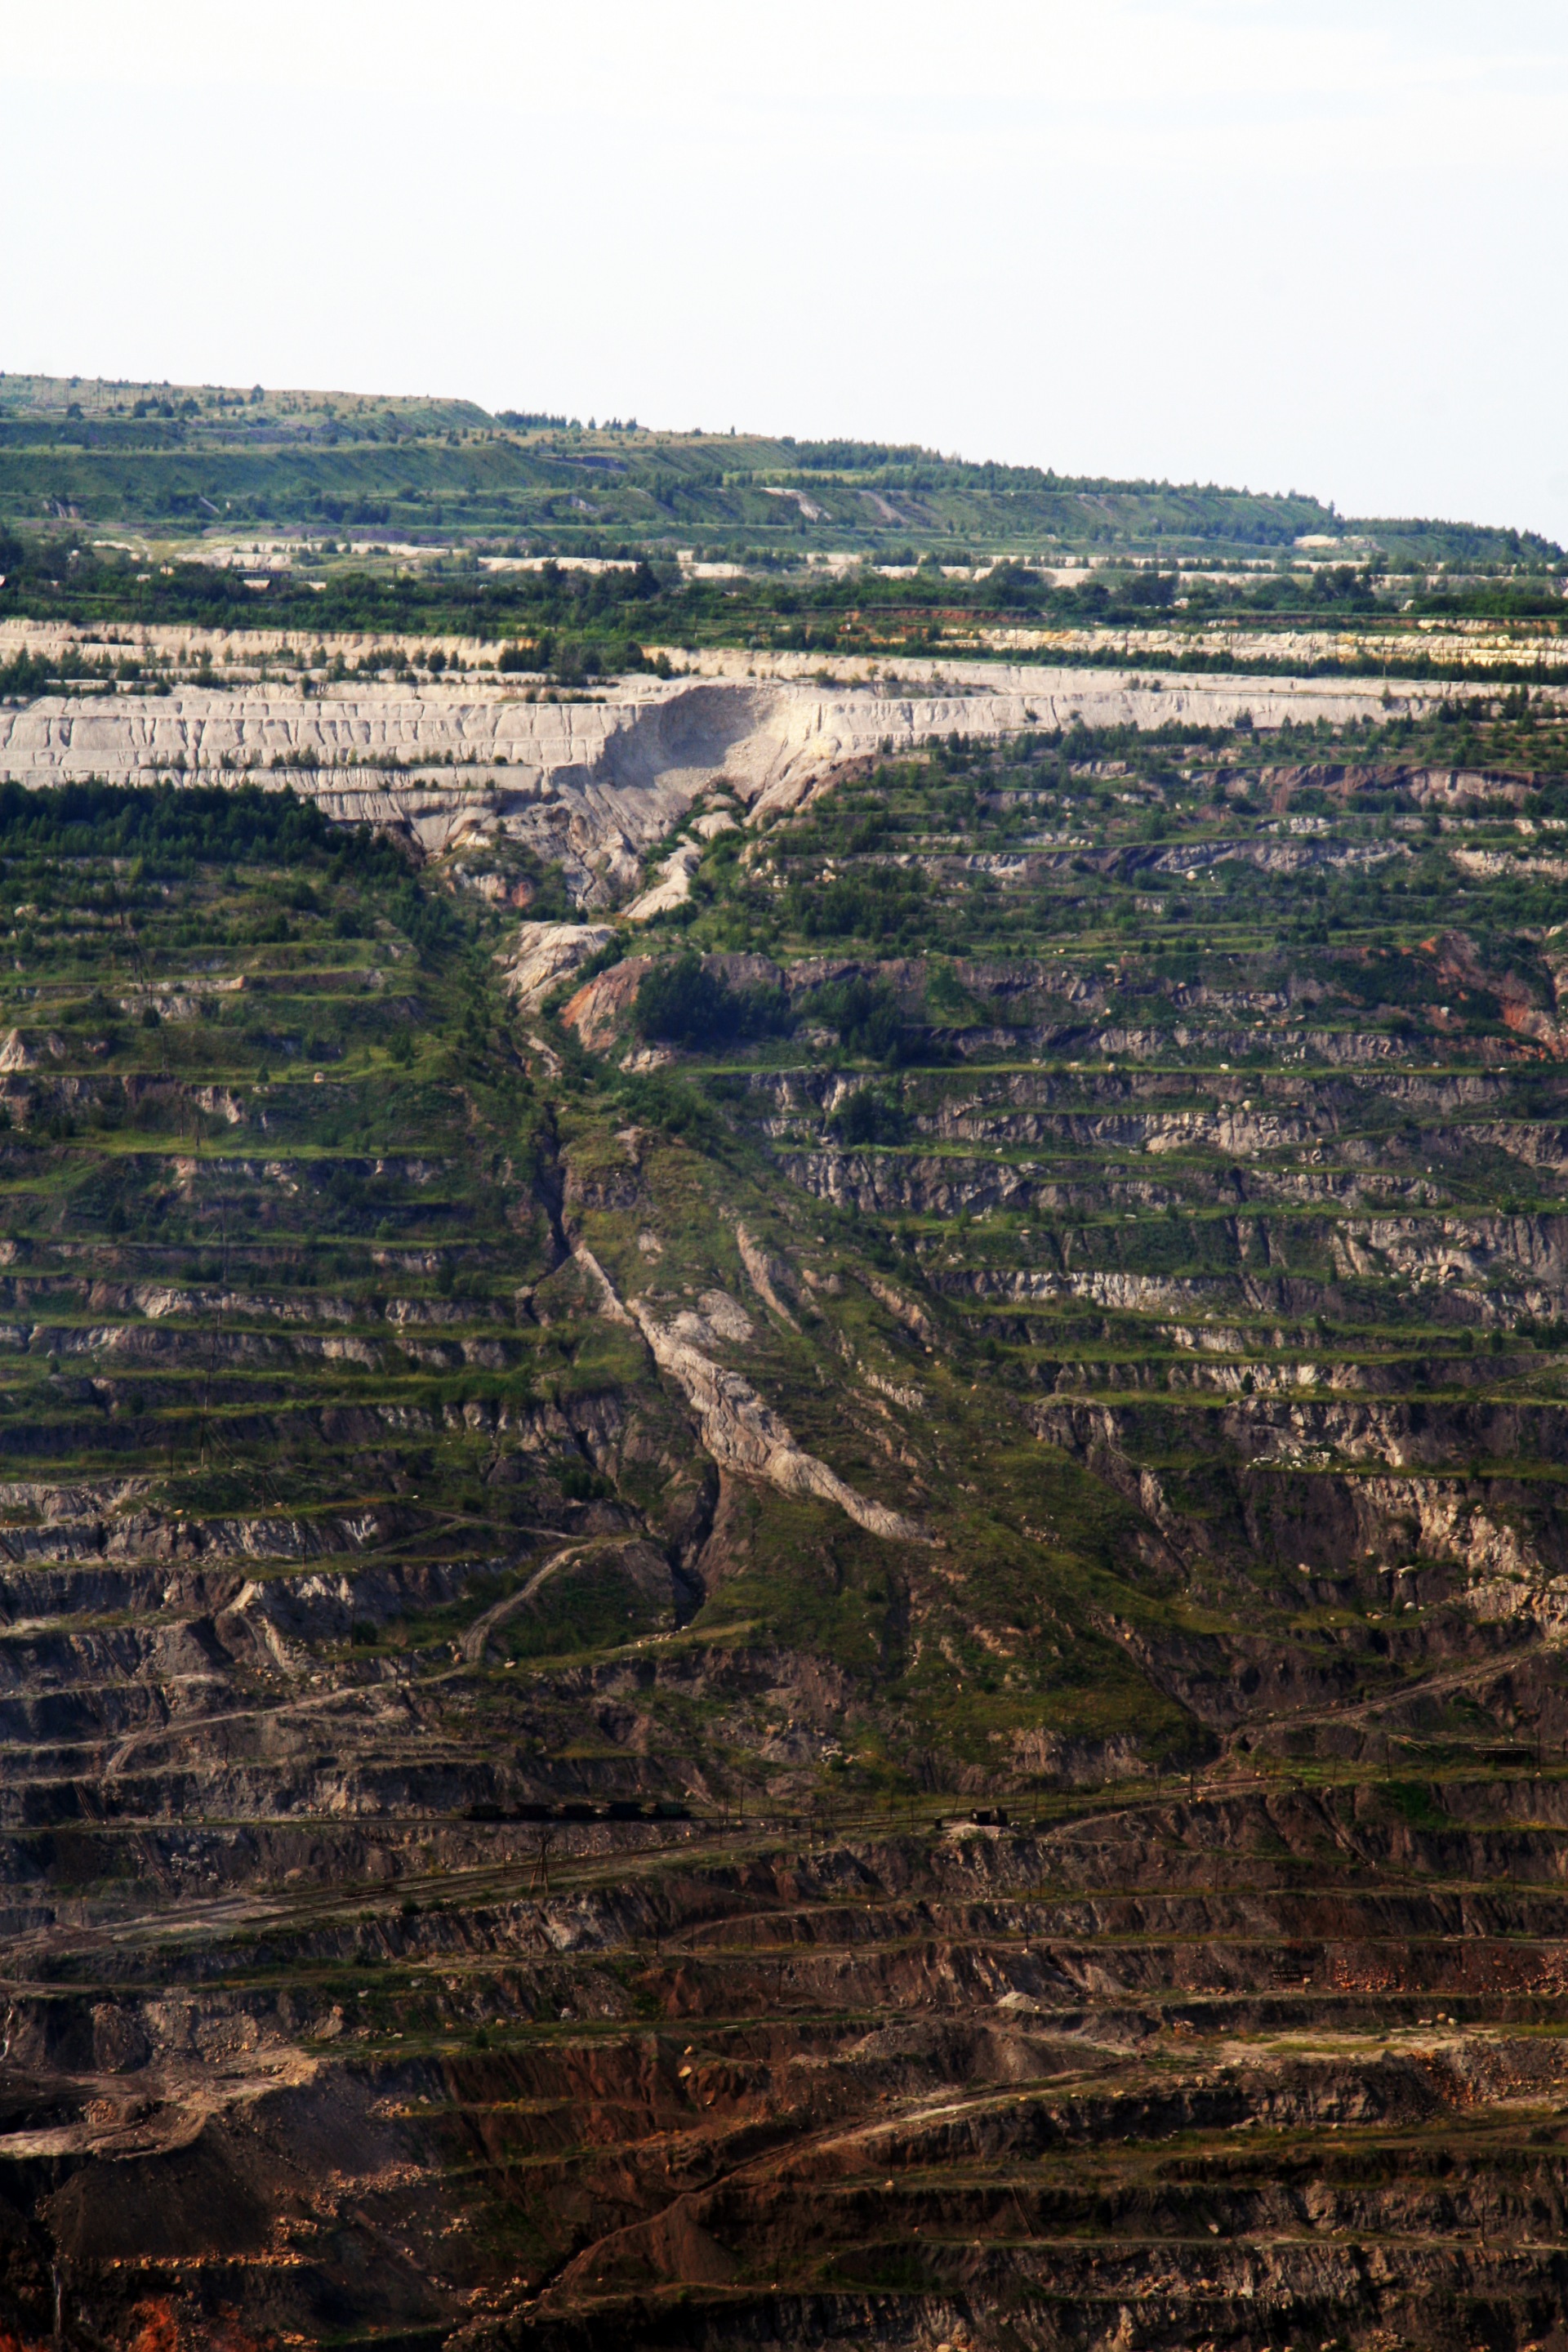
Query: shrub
804 977 911 1065
829 1087 907 1147
633 955 786 1049
613 1067 728 1152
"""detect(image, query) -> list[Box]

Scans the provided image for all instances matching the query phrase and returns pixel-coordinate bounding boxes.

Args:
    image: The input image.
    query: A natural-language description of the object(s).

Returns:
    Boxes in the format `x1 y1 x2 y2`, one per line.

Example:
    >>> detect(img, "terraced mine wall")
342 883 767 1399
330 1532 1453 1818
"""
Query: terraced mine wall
0 644 1498 902
1 662 1567 2349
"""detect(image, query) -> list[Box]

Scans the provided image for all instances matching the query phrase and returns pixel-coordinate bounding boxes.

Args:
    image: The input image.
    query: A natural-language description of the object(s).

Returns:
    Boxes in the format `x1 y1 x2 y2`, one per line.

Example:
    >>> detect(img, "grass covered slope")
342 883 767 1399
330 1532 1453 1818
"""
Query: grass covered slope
7 682 1568 2349
1 368 1557 568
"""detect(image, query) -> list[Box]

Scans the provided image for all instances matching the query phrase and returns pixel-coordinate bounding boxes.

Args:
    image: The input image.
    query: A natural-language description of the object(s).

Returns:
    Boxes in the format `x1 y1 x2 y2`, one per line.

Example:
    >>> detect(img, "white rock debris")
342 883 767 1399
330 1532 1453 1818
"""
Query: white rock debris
501 923 616 1009
570 1250 926 1541
624 841 703 921
671 1290 755 1349
734 1223 801 1331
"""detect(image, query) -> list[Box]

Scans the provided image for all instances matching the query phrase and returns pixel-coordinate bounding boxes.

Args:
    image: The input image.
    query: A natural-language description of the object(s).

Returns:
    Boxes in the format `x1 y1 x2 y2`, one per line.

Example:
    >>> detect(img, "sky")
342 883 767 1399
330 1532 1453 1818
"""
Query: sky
3 0 1566 541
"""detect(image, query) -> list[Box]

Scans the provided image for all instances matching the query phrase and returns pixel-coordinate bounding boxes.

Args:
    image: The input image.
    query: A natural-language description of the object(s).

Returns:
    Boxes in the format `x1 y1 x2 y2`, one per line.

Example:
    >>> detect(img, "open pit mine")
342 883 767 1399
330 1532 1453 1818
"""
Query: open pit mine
0 617 1567 2352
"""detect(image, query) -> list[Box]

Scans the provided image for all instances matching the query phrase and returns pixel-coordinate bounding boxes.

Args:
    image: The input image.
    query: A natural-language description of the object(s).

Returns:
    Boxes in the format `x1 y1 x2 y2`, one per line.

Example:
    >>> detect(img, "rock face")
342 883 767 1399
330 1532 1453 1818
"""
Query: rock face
561 957 653 1049
628 1298 928 1542
0 657 1481 907
501 922 617 1009
624 840 703 920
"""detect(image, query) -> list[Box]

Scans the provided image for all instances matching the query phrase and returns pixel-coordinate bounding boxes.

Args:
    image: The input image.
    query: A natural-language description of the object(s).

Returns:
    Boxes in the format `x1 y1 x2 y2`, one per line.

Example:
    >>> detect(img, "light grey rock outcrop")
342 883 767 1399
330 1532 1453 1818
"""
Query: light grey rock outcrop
0 650 1489 916
630 1298 928 1542
569 1249 926 1541
502 923 616 1009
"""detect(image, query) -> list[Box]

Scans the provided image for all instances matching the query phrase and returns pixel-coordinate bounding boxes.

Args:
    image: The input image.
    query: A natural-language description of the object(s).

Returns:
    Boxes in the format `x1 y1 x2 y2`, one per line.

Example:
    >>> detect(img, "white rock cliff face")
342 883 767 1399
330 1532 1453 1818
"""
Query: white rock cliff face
0 655 1485 911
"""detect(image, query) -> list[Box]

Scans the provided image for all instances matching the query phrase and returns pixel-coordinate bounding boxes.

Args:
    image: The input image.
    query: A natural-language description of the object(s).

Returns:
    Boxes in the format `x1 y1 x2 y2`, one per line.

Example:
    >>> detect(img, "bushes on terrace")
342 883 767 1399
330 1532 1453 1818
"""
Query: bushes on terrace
786 861 929 943
632 956 788 1049
633 956 731 1045
0 781 402 879
612 1067 728 1153
390 878 464 962
828 1086 908 1146
804 977 916 1066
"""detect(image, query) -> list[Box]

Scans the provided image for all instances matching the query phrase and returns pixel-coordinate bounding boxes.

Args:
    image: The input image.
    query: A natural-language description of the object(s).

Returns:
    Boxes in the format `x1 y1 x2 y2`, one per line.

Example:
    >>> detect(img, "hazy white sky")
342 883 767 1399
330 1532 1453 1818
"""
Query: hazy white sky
4 2 1566 540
